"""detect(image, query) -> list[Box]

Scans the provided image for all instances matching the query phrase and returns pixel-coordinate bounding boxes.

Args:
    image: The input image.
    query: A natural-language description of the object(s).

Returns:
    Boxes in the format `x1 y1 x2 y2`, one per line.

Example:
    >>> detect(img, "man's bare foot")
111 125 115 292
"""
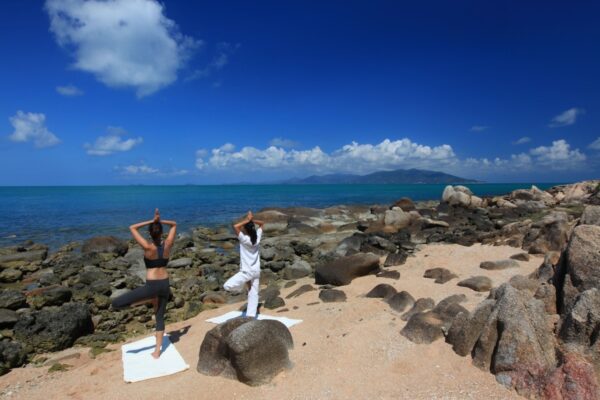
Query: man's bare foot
151 350 161 359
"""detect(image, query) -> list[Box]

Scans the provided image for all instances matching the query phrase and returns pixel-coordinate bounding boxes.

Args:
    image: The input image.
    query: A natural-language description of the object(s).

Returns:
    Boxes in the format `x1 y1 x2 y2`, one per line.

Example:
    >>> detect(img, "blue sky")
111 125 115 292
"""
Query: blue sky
1 0 599 185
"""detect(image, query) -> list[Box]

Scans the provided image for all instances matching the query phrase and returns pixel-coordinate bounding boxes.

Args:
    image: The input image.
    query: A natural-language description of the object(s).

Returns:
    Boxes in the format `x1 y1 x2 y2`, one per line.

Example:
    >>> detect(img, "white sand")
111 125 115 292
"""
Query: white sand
0 243 541 400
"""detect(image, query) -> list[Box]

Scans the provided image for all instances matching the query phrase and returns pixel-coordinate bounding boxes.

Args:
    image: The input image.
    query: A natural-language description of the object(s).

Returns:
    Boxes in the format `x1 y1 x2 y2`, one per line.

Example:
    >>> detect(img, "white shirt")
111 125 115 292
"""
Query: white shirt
238 227 262 272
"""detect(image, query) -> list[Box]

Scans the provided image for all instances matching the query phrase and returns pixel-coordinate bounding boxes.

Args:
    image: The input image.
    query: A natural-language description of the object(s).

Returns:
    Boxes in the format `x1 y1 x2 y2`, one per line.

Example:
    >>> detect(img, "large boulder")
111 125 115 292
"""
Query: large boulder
446 284 557 397
580 205 600 226
384 208 411 229
0 341 27 376
525 211 572 254
562 225 600 311
14 303 94 353
197 317 293 386
559 289 600 369
253 210 289 233
366 284 397 299
27 286 72 309
81 236 128 256
315 253 380 286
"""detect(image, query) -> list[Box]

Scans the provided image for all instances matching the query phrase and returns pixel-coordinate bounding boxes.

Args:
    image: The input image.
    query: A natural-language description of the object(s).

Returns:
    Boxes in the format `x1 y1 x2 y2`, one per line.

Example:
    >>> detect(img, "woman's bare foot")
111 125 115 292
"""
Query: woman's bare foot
151 350 161 359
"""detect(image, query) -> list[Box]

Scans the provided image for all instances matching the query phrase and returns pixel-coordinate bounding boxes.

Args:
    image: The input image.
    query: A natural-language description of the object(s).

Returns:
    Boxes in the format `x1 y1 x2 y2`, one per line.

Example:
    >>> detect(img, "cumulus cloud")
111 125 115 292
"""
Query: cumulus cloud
549 107 585 128
269 137 300 149
470 125 489 132
512 136 531 145
85 127 143 156
529 139 586 167
187 42 240 81
588 137 600 151
56 84 84 96
195 138 458 174
8 111 61 148
45 0 201 97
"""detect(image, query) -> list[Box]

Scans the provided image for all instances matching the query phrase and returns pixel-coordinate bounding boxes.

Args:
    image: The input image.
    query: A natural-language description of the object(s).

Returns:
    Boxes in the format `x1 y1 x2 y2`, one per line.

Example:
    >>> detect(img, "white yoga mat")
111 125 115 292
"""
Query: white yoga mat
206 311 303 328
121 335 189 383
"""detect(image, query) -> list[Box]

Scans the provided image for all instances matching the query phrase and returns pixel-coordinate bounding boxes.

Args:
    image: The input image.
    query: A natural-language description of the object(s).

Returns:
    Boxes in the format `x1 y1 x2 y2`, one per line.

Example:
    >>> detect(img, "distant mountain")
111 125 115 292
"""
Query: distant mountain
281 168 479 184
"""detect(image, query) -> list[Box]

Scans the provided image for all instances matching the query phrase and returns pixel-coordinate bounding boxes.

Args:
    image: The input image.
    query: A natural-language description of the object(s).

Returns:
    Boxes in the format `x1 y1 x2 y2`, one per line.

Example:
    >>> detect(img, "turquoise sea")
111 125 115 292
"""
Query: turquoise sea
0 183 558 248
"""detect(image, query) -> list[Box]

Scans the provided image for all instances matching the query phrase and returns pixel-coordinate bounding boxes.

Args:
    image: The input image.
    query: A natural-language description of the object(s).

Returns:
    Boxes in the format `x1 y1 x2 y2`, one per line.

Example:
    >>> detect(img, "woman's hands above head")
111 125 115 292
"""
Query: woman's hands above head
154 208 161 223
247 211 253 221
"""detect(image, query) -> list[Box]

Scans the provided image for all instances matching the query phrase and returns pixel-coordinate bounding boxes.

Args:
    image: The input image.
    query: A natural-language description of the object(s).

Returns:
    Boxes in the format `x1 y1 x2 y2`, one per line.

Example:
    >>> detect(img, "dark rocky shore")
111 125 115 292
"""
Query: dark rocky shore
1 180 599 398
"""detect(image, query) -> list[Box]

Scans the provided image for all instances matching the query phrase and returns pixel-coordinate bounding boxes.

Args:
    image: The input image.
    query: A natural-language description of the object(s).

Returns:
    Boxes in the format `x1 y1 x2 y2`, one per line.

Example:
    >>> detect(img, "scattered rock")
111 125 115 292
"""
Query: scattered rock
0 309 18 328
480 259 520 270
580 205 600 226
0 249 47 269
562 225 600 311
319 289 347 303
0 341 27 376
383 252 407 267
457 276 492 292
387 291 415 313
376 270 400 280
509 252 530 262
401 298 434 321
0 268 22 283
401 311 446 344
0 289 27 310
423 268 457 284
384 208 411 229
167 258 193 268
28 286 72 309
366 284 397 299
285 284 316 299
283 259 312 280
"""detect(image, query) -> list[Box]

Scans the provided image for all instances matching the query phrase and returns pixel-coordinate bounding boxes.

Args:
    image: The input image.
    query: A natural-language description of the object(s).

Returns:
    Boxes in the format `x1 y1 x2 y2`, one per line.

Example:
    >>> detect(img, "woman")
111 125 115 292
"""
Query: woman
224 211 264 318
112 208 176 359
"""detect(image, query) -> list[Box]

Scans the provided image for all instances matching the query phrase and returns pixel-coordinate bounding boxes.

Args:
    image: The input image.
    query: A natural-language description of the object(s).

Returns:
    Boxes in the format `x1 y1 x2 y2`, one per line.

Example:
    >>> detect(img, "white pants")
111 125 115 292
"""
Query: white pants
223 269 260 317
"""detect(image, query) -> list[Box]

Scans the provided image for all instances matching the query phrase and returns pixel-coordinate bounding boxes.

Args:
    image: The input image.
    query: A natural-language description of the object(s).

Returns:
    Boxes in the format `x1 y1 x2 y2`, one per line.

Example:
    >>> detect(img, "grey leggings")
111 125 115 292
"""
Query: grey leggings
111 278 170 331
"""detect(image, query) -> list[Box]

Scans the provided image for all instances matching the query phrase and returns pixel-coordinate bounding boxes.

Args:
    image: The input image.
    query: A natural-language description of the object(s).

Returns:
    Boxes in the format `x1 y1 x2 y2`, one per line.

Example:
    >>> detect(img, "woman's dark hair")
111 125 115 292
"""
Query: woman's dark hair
244 221 257 245
148 222 163 246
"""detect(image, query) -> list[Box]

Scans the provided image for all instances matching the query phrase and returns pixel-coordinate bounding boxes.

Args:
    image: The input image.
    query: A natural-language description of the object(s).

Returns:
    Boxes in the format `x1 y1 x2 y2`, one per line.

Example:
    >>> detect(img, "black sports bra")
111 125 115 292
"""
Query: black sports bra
144 244 169 269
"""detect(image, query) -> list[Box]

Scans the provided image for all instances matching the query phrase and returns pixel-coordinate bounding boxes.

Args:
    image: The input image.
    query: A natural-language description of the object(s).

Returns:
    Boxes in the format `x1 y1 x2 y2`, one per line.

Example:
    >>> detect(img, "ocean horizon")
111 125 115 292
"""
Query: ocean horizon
0 183 560 249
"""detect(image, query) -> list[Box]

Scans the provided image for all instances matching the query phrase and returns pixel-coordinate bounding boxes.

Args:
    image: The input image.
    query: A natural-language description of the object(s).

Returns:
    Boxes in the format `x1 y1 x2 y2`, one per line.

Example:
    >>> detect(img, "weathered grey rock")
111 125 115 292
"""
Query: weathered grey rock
82 236 128 255
563 225 600 311
0 309 18 328
401 311 446 344
285 284 316 299
559 289 600 352
197 318 293 386
447 299 495 356
421 218 450 229
448 191 471 207
526 211 571 254
28 286 73 309
0 289 27 310
0 249 47 269
387 291 414 313
480 259 520 270
457 276 492 292
423 268 457 284
442 185 455 202
393 197 416 211
315 252 380 286
123 247 144 266
0 341 27 376
334 234 364 257
14 303 94 353
319 289 347 303
0 268 22 283
383 252 407 267
260 287 285 309
366 284 397 299
401 298 435 321
167 258 192 268
580 205 600 226
384 208 411 229
283 260 312 280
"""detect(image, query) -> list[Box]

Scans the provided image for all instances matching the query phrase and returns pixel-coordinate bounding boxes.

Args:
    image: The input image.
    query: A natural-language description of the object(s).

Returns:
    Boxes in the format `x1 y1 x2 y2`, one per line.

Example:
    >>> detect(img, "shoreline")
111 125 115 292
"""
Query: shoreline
0 180 599 399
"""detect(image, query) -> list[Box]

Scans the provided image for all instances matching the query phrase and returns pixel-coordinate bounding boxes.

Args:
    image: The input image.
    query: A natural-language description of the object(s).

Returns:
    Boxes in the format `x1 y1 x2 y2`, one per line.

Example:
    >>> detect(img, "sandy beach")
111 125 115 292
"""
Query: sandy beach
0 243 542 400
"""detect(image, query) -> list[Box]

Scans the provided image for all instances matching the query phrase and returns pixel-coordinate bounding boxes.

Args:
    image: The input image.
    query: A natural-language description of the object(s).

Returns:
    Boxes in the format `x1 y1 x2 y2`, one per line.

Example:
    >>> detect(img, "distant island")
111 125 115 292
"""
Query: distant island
280 168 479 184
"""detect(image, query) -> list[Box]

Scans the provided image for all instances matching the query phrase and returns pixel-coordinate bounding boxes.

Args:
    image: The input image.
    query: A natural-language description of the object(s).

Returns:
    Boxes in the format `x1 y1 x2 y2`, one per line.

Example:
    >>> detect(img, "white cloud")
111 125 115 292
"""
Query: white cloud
196 138 458 174
470 125 489 132
187 42 239 81
269 137 300 149
512 136 531 145
85 127 143 156
588 137 600 151
56 84 84 96
529 139 586 167
549 107 585 128
45 0 201 97
8 111 61 148
117 164 188 176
